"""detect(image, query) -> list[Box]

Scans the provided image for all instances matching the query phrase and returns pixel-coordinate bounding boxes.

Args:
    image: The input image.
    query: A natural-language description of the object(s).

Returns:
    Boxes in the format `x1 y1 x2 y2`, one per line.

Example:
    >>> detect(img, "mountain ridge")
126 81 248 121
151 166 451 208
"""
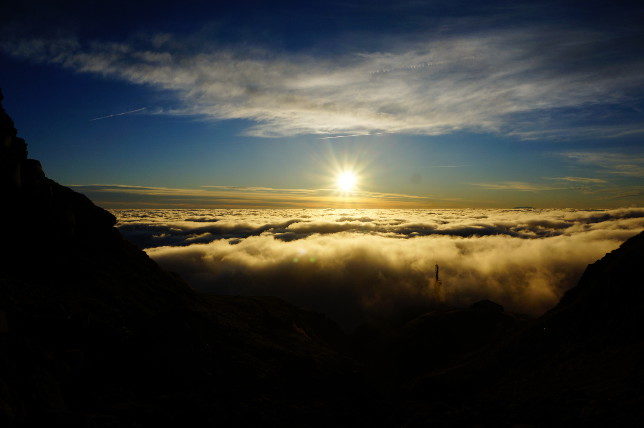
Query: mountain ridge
0 89 378 426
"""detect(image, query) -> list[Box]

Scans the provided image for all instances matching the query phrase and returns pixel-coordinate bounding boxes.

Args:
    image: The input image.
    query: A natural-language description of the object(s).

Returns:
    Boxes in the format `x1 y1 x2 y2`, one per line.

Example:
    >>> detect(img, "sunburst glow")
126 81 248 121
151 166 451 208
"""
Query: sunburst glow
336 171 358 192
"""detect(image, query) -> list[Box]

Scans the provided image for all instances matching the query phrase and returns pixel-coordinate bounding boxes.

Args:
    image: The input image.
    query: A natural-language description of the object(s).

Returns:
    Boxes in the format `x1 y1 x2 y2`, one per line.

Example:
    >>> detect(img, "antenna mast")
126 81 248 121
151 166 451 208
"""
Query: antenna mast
434 264 443 302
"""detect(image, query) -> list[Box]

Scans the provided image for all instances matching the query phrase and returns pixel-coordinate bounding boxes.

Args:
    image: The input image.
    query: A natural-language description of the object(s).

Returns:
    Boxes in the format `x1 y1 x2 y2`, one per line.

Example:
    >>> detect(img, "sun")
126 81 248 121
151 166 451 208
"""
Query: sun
336 170 358 192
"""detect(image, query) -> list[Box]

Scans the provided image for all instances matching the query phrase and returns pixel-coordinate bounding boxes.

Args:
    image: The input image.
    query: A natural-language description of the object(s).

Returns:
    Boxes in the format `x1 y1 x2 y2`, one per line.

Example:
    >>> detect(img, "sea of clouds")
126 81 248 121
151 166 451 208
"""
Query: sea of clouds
114 208 644 327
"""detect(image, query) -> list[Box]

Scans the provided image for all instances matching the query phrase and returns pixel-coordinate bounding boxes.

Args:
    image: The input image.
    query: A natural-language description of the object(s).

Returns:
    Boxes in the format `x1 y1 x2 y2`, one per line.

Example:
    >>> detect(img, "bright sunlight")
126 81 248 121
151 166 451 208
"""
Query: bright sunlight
336 171 358 192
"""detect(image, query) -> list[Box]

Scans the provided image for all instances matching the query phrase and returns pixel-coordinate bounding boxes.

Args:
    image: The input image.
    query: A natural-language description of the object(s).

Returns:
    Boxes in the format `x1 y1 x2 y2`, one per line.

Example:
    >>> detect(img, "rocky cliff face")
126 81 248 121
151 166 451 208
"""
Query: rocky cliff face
1 88 116 244
487 230 644 424
0 91 374 427
409 230 644 425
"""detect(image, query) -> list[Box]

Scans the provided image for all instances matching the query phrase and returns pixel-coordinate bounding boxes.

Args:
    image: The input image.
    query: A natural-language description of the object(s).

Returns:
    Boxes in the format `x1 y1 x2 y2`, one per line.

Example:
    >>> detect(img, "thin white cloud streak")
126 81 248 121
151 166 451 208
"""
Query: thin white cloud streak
507 124 644 141
3 28 643 138
470 181 565 191
318 133 372 140
113 208 644 327
90 107 146 121
548 177 607 183
71 183 436 208
562 152 644 177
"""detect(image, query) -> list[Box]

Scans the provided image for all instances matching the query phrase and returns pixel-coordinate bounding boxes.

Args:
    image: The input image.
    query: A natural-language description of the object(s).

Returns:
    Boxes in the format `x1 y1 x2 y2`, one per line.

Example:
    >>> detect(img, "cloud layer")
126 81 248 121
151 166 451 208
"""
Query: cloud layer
4 27 644 138
114 208 644 327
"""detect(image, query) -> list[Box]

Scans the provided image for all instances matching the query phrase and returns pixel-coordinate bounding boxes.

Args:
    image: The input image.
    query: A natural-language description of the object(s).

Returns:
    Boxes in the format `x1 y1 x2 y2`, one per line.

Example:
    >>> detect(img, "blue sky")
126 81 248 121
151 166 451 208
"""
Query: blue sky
1 0 643 208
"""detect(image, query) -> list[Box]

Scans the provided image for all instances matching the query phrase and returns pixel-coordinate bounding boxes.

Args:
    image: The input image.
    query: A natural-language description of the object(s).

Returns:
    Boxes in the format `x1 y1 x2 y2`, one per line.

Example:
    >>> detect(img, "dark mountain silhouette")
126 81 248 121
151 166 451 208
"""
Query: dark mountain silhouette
1 89 643 426
384 301 521 382
407 232 644 425
0 90 379 426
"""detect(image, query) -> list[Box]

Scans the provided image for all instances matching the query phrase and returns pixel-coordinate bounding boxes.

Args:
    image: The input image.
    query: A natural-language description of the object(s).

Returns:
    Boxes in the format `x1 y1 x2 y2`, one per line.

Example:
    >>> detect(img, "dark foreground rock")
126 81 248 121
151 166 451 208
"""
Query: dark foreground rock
1 89 643 426
0 90 381 427
408 232 644 425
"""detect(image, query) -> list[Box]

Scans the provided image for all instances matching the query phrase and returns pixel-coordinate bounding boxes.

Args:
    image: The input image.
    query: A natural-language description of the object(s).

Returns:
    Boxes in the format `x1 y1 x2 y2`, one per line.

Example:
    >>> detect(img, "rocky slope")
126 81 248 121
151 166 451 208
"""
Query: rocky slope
408 231 644 425
0 90 378 426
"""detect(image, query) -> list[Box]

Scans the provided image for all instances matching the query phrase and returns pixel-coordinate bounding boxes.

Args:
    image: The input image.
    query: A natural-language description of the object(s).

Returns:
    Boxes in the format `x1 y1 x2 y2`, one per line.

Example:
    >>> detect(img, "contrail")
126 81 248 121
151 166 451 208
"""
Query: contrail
319 132 382 140
90 107 146 121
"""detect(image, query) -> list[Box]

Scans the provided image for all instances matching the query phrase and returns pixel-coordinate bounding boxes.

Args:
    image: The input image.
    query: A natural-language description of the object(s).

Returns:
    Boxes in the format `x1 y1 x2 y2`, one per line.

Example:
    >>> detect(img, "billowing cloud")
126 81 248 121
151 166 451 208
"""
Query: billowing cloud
113 208 644 327
3 26 644 138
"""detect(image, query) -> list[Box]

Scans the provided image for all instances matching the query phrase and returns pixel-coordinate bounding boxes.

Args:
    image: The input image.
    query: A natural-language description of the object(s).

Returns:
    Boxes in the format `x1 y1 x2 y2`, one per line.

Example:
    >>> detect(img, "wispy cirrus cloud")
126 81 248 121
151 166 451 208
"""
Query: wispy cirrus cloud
607 187 644 199
507 124 644 141
470 181 564 191
3 26 643 138
561 152 644 177
548 176 607 183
